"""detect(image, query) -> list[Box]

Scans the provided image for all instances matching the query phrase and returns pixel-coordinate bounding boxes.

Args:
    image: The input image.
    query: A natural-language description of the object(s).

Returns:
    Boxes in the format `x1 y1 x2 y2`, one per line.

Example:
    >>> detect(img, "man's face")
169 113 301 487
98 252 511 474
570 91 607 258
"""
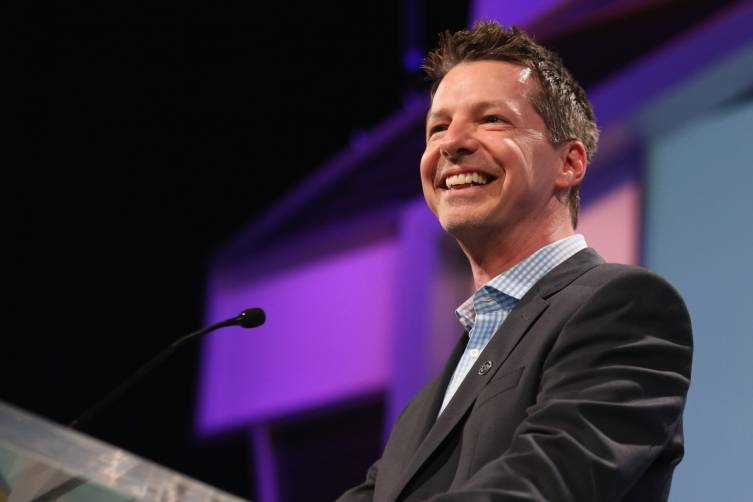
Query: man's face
420 60 566 242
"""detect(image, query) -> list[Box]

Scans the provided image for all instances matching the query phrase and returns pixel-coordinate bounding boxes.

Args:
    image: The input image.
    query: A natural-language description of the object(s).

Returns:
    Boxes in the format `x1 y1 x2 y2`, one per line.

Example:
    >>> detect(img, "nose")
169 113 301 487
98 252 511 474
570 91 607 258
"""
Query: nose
439 122 478 161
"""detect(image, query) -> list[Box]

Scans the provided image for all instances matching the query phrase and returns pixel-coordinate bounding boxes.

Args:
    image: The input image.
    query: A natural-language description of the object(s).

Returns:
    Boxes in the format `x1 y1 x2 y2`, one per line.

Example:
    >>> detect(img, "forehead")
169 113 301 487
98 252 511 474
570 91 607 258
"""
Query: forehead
430 60 538 116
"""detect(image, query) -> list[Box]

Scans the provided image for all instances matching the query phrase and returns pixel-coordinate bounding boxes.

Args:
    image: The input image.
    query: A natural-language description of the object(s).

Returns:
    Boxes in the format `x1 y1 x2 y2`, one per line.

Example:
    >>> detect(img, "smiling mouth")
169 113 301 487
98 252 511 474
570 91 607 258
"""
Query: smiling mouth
443 171 492 190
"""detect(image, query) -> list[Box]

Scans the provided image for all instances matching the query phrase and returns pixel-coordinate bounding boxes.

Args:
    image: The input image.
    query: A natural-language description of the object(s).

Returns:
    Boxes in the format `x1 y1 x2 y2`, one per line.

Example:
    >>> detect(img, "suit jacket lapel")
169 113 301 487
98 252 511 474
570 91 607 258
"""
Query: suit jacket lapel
397 332 470 456
390 248 604 500
391 296 548 499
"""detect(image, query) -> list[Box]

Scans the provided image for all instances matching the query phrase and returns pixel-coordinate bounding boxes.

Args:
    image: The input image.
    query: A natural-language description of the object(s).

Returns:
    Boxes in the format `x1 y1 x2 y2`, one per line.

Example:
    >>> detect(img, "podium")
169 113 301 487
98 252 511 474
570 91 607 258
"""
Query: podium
0 401 248 501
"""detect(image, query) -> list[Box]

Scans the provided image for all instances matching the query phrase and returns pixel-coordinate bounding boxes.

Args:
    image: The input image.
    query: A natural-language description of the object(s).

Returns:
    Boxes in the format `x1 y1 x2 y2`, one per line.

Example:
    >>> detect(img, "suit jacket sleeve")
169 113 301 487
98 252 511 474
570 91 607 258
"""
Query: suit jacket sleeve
429 270 693 501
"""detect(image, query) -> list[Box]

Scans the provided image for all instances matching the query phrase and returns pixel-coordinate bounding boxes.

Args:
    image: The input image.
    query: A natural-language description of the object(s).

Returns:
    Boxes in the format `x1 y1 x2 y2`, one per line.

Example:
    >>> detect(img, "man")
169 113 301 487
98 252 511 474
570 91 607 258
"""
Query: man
339 21 692 502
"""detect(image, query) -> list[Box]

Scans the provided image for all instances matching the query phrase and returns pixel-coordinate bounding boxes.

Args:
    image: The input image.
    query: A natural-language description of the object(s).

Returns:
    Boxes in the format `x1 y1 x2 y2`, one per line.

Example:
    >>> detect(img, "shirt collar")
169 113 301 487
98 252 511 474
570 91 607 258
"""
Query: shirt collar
455 234 588 331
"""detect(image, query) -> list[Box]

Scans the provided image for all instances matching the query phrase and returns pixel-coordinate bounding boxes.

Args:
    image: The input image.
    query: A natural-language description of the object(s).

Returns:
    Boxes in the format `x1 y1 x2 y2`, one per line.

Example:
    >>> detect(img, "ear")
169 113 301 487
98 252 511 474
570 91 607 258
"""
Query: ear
554 141 587 189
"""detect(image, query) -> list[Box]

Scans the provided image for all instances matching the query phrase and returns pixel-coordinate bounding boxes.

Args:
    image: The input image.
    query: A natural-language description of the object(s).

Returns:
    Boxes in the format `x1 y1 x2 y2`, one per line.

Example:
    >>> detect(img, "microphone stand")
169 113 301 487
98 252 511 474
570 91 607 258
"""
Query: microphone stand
70 308 264 430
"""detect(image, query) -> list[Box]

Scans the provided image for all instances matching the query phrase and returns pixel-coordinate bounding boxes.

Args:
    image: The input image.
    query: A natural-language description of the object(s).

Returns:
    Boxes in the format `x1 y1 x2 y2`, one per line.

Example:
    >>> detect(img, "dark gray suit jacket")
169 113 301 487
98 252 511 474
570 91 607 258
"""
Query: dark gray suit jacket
338 248 692 501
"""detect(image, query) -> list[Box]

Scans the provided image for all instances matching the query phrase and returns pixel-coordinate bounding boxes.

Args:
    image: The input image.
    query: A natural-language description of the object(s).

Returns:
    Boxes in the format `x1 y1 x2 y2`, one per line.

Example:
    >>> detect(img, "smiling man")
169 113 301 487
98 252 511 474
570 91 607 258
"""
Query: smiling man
339 21 692 502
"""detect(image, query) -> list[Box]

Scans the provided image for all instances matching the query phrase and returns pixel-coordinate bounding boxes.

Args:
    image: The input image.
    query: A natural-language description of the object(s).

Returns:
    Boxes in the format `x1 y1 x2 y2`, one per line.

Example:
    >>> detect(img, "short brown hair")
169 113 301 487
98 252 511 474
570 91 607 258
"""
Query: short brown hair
423 21 599 228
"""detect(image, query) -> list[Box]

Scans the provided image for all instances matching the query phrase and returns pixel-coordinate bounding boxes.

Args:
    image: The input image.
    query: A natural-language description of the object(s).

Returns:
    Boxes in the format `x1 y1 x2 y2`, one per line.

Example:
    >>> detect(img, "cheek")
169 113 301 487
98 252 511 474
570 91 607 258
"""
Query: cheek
419 148 438 182
502 139 541 183
529 149 561 187
503 137 532 161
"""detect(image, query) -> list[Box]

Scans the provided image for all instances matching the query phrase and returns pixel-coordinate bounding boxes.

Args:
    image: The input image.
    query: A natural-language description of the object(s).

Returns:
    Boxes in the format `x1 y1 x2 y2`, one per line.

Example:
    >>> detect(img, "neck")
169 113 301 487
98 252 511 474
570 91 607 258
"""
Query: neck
457 218 575 290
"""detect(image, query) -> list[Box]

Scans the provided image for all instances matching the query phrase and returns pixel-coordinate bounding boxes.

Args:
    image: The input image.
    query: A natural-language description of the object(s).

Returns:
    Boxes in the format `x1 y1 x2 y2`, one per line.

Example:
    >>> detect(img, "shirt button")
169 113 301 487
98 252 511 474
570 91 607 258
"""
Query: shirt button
469 348 481 358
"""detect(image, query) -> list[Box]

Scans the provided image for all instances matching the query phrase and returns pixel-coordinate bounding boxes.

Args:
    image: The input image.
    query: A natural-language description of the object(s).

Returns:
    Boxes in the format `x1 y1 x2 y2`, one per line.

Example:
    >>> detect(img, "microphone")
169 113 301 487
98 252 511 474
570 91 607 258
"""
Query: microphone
230 307 266 328
69 308 266 430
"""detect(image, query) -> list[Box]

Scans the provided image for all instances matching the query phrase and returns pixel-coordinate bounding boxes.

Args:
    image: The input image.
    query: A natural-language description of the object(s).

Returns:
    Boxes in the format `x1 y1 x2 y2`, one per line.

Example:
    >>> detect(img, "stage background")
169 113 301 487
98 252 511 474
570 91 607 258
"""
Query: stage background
6 1 752 501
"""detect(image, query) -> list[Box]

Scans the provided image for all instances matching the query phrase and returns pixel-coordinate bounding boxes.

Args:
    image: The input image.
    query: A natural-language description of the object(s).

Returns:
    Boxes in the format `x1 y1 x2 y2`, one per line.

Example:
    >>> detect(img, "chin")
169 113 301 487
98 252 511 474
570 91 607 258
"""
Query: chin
439 215 494 240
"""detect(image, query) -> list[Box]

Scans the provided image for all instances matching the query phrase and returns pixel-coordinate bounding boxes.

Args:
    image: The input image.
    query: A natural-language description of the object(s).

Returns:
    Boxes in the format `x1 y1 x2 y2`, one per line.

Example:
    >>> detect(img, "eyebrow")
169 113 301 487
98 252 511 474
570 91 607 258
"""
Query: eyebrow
426 100 521 124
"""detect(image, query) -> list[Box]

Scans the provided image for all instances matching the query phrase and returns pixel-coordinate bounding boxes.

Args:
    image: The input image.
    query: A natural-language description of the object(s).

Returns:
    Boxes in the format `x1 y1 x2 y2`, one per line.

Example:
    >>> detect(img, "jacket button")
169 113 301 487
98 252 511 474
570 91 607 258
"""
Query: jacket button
478 360 493 375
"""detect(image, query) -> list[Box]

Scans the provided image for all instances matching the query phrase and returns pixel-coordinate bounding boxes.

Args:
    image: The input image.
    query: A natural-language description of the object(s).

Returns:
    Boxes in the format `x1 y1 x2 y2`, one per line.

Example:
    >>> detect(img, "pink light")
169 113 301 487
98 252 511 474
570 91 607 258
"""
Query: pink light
579 181 640 265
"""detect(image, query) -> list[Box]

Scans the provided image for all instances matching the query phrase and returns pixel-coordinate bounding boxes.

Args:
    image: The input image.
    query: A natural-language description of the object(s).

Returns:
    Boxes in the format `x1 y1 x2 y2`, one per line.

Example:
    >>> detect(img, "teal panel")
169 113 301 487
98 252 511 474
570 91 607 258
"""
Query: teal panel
645 100 753 502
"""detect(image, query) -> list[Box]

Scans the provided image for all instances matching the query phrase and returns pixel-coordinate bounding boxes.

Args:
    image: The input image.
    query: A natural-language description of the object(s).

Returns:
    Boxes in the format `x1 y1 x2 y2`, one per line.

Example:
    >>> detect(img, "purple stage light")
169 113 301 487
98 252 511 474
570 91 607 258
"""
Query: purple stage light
197 238 398 434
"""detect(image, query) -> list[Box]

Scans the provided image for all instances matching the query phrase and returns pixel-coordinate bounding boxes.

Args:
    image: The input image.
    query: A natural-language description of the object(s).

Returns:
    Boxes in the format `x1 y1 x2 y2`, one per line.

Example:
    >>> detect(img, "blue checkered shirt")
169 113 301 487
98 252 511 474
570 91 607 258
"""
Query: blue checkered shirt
438 234 588 415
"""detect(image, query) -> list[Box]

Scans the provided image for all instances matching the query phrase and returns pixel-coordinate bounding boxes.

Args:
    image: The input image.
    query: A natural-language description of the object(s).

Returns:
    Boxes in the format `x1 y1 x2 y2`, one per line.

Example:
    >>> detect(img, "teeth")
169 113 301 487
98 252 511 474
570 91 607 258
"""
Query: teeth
445 172 490 189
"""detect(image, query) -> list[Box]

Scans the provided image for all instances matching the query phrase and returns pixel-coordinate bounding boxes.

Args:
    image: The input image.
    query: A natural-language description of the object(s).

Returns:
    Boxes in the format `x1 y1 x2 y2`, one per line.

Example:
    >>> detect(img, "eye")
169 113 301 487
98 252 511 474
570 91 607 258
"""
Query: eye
428 123 448 137
483 115 507 124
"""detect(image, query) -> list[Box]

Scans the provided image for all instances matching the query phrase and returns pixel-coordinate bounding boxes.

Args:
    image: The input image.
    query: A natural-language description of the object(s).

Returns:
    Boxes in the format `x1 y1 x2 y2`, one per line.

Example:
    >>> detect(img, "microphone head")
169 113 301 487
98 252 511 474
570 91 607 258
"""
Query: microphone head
234 307 266 328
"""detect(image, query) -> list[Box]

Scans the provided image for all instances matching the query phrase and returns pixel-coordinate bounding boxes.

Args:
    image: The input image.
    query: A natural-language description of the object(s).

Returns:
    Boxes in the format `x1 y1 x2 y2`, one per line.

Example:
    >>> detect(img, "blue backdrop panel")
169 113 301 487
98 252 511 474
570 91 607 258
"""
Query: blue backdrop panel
645 99 753 502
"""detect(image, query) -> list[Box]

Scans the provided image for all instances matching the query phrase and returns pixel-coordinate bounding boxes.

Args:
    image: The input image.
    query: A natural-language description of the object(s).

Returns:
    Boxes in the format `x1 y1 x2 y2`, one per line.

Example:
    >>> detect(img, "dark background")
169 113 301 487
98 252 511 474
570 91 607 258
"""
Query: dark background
6 2 468 498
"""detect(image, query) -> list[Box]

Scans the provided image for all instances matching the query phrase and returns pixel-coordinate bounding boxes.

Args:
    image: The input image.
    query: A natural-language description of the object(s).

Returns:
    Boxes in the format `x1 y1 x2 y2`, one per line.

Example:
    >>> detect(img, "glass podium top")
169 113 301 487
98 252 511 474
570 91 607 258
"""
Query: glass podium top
0 400 249 501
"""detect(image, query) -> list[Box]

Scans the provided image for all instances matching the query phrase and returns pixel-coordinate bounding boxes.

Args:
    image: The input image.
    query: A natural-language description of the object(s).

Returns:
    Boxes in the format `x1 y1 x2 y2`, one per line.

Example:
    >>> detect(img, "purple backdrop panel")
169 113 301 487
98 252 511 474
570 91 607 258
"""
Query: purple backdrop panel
197 240 398 434
590 2 753 129
471 0 565 26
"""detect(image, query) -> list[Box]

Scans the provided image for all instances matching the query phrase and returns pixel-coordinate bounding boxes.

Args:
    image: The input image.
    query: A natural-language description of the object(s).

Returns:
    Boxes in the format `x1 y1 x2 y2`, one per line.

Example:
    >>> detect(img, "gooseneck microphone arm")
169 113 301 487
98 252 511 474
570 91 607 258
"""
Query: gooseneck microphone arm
69 308 265 430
